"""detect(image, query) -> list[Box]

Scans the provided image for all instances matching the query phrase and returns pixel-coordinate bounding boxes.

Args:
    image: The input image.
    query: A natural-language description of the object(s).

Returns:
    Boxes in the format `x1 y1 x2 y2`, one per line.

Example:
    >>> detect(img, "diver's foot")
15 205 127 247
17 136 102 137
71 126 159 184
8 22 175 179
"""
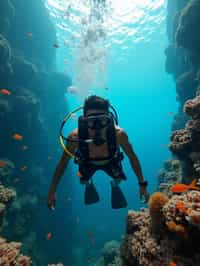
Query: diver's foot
111 181 127 209
84 181 100 205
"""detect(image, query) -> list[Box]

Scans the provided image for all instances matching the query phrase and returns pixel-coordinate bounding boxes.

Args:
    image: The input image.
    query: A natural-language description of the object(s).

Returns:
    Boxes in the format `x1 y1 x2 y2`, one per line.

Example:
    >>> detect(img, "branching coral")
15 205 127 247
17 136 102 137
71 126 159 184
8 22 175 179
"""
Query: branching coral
0 237 31 265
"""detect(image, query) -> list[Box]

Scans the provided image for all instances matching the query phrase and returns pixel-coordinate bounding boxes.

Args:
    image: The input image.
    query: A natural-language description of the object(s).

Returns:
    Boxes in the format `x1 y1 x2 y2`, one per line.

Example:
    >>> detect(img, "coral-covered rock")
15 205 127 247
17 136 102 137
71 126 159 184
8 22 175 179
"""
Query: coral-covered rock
169 129 193 155
0 237 31 265
121 210 164 266
184 96 200 119
121 194 200 266
163 190 200 231
158 159 182 192
0 184 16 203
101 240 121 266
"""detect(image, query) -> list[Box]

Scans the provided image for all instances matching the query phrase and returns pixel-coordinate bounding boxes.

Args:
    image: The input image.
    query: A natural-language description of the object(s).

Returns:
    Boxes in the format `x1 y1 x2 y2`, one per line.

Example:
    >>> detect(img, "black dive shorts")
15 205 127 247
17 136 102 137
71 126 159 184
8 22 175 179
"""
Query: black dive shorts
78 157 127 181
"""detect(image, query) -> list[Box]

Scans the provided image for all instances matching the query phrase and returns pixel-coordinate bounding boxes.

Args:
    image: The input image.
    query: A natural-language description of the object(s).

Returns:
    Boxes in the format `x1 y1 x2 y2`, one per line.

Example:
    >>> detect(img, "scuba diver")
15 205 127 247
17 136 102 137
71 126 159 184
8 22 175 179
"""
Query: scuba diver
47 95 149 209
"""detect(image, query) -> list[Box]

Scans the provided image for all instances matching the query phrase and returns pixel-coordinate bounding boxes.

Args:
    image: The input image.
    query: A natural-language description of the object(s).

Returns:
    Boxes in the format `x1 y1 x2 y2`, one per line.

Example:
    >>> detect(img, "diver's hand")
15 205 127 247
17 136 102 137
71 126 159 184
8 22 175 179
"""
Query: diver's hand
139 186 149 203
46 191 56 210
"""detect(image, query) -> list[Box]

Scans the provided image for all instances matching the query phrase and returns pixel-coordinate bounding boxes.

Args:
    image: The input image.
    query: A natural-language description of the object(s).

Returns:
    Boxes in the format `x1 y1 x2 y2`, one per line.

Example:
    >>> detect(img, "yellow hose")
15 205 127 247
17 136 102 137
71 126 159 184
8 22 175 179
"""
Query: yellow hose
59 106 83 157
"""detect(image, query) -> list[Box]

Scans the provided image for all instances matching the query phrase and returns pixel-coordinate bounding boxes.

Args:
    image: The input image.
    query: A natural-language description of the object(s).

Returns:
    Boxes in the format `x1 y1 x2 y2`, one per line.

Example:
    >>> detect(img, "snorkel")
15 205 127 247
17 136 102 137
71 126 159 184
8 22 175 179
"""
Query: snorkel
59 104 118 157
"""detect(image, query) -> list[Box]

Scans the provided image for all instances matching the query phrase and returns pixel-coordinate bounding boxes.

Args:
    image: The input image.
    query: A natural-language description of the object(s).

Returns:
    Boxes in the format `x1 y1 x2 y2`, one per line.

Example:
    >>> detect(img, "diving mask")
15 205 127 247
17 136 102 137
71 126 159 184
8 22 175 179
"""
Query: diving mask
86 113 111 130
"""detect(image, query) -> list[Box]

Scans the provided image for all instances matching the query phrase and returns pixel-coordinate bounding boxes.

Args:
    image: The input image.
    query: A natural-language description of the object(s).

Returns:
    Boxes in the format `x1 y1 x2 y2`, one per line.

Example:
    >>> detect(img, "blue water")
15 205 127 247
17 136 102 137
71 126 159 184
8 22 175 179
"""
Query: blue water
43 0 178 265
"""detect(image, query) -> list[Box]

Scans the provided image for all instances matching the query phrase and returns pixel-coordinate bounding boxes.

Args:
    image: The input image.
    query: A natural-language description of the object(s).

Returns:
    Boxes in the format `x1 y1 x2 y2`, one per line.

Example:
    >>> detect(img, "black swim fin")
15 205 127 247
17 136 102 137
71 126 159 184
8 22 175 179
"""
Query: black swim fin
111 181 127 209
84 181 100 205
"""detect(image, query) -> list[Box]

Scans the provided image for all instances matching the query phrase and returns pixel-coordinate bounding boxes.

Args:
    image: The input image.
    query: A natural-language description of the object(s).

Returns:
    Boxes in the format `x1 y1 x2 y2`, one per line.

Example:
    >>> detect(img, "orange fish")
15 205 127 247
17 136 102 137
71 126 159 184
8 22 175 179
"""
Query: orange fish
176 201 187 213
0 89 11 95
0 161 7 168
169 261 177 266
21 165 27 171
46 232 52 240
77 171 83 177
13 134 23 141
53 43 59 48
170 179 200 193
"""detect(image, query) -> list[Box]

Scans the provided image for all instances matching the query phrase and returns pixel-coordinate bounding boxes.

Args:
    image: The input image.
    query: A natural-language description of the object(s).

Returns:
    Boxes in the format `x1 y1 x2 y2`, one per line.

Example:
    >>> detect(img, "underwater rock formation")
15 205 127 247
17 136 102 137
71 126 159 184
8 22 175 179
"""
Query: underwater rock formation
0 236 31 265
169 95 200 179
158 159 182 192
121 190 200 266
98 240 122 266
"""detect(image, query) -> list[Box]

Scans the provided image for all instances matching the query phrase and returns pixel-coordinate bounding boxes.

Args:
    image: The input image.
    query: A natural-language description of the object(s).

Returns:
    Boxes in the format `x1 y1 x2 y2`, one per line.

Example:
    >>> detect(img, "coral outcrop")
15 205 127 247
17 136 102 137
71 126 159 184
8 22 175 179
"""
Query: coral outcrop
121 191 200 266
97 240 122 266
158 159 182 192
0 236 31 265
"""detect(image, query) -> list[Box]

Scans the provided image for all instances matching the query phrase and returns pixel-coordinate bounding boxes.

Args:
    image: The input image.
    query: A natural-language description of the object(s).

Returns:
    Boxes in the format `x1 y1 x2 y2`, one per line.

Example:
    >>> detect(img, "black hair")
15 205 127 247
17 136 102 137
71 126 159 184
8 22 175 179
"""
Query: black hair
83 95 109 116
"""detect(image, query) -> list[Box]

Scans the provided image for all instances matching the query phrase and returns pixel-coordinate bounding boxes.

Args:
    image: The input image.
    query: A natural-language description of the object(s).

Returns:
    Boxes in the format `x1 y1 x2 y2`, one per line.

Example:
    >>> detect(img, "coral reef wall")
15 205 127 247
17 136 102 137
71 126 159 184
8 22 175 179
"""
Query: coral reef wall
121 1 200 265
0 0 73 265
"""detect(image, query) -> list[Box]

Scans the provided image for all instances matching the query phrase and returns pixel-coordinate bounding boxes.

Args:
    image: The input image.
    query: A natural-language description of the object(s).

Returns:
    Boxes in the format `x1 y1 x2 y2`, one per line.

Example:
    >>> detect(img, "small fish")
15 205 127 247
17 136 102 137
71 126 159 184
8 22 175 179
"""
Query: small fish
0 160 7 168
48 156 52 160
67 86 78 94
76 216 80 224
170 179 200 193
13 178 19 183
21 165 27 171
0 89 11 95
53 43 59 48
27 32 33 38
46 232 52 240
22 145 28 150
169 261 177 266
13 134 23 141
77 171 83 177
105 87 109 90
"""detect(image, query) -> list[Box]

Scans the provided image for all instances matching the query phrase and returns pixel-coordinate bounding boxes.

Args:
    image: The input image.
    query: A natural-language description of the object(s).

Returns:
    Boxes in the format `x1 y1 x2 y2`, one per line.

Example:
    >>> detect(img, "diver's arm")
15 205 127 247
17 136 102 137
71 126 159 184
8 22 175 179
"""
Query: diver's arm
48 151 71 195
47 137 77 208
119 130 144 183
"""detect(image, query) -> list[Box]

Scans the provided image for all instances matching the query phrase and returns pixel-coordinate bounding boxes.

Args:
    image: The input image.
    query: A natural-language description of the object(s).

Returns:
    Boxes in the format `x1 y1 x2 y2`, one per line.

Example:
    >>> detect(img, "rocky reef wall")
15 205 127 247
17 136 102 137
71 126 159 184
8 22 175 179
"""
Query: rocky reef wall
121 1 200 265
0 1 73 265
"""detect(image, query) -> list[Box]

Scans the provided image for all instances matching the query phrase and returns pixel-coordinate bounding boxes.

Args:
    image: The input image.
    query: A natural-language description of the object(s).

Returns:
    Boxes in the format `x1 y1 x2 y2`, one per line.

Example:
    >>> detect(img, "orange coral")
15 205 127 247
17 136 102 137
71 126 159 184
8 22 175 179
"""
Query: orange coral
148 192 169 233
148 192 169 217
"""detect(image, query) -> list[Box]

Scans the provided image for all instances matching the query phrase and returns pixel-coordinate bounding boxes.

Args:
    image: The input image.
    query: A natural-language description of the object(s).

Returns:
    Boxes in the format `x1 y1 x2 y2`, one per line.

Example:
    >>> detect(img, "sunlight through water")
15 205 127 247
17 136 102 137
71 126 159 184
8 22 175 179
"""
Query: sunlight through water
44 0 167 97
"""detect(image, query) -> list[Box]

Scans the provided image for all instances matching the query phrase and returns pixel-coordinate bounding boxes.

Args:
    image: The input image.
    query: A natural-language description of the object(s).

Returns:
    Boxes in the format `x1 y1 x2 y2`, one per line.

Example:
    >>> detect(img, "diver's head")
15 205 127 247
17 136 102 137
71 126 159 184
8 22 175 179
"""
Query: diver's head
83 95 109 116
83 95 111 130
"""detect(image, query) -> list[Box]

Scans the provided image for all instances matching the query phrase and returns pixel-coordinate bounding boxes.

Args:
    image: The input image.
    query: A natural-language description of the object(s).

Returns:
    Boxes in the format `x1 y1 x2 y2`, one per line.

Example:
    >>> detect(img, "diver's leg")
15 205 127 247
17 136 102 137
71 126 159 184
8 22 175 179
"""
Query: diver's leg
103 161 127 209
79 164 100 205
